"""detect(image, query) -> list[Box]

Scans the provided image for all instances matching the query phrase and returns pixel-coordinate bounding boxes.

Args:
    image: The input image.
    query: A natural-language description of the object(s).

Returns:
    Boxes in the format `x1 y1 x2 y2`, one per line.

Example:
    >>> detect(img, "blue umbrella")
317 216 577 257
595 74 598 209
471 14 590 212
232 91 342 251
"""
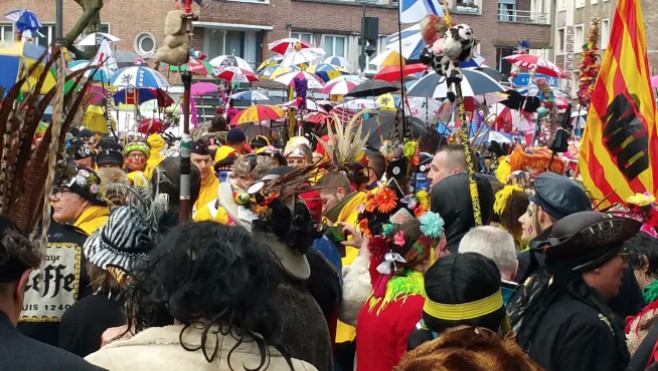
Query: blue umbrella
110 65 170 89
385 23 485 66
407 69 503 98
322 56 350 69
68 60 112 81
4 9 42 34
472 128 513 144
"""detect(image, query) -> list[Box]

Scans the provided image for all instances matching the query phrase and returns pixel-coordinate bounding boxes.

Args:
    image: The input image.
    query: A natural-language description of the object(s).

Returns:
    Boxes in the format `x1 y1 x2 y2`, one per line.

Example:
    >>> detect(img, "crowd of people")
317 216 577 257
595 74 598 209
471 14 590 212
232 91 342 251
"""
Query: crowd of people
3 113 658 371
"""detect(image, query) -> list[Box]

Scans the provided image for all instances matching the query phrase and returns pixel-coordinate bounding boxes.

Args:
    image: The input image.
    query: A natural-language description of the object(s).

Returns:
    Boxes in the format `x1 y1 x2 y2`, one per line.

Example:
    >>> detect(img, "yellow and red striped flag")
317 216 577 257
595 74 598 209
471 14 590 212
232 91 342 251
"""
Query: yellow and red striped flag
578 0 658 207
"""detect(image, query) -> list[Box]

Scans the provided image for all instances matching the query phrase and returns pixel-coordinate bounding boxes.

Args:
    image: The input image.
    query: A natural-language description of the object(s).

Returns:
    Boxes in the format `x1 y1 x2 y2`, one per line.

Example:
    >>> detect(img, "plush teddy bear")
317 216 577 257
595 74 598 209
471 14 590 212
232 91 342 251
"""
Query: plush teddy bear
156 10 191 65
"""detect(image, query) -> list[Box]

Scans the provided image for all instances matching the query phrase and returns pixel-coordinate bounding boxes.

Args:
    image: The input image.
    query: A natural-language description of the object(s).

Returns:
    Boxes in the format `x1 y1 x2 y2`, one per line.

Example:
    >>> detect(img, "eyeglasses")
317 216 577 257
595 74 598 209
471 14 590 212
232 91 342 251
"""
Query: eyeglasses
51 188 73 201
618 248 630 263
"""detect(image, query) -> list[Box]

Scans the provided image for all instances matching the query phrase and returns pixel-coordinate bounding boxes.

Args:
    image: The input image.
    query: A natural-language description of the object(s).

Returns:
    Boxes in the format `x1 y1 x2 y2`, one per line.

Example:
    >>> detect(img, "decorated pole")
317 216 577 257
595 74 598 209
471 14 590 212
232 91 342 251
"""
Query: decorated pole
455 83 482 226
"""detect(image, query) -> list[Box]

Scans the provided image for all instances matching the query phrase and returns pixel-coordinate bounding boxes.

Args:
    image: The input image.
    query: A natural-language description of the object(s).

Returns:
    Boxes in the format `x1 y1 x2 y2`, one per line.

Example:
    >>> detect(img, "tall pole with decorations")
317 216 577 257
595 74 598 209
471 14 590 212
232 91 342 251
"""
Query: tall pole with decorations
418 5 482 225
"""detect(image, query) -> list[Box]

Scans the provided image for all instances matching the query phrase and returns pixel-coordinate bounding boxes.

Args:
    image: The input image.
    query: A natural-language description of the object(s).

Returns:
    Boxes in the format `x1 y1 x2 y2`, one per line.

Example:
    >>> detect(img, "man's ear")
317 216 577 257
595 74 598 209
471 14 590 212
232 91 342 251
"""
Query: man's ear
336 187 346 200
15 269 31 305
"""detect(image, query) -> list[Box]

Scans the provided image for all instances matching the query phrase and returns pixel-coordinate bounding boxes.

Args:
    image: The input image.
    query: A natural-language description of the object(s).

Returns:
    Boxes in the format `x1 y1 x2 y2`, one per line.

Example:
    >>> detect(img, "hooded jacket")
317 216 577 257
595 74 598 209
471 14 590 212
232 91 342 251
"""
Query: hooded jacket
430 172 494 253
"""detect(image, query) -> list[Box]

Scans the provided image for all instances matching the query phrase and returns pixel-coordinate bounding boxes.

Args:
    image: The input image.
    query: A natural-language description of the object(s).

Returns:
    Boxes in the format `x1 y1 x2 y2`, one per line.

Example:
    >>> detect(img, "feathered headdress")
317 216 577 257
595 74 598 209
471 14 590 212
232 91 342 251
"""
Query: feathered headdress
0 47 94 248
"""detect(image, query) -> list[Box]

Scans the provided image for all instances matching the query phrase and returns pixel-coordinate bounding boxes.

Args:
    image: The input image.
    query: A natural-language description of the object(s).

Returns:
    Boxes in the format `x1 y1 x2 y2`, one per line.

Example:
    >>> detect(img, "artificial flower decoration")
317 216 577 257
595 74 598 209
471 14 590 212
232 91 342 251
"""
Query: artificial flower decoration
375 187 399 214
394 231 406 246
578 17 601 107
419 211 445 238
382 223 394 235
627 192 655 207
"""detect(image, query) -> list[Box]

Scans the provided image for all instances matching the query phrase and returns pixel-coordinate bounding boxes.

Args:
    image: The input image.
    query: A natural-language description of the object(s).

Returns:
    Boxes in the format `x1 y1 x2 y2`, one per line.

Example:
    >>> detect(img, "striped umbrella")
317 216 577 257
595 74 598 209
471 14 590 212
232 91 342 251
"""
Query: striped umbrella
110 65 171 88
268 38 314 54
69 59 112 81
372 63 427 82
113 87 173 107
256 55 285 73
322 56 350 69
280 47 326 67
320 75 366 95
209 55 254 72
230 104 286 125
503 54 568 78
408 69 503 98
369 50 405 67
260 64 300 80
274 71 325 90
282 98 325 112
231 90 271 102
0 42 55 93
213 66 259 83
306 63 348 82
169 58 213 75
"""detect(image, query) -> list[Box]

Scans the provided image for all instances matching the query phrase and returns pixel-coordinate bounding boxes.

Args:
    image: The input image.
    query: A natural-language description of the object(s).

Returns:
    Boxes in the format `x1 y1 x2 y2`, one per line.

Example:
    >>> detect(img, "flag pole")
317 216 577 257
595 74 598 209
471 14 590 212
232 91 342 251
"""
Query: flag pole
397 6 407 139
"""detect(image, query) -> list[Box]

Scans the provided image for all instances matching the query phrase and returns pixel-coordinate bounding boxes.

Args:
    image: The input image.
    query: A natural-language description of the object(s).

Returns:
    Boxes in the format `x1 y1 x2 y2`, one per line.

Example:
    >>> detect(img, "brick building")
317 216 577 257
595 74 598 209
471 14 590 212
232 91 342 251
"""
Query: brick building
0 0 550 76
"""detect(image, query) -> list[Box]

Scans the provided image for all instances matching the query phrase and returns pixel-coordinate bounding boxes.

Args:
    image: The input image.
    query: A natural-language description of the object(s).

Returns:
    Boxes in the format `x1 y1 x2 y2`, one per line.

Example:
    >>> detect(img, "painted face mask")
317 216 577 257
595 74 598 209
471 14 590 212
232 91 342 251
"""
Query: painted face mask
126 151 147 172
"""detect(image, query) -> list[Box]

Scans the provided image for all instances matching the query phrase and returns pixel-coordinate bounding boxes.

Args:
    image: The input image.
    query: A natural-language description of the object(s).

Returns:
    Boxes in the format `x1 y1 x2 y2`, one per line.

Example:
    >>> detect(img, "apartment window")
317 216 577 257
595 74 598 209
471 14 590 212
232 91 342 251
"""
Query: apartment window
498 0 516 22
291 32 314 44
0 24 14 42
34 24 56 48
576 0 585 8
557 0 566 10
574 25 584 53
453 0 481 13
366 37 387 72
323 35 347 58
557 28 565 54
601 18 610 49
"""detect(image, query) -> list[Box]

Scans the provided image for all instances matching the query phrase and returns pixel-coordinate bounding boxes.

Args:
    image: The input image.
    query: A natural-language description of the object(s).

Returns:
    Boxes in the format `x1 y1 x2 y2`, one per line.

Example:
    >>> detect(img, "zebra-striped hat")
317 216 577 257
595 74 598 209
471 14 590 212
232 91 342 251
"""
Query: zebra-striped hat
84 206 154 273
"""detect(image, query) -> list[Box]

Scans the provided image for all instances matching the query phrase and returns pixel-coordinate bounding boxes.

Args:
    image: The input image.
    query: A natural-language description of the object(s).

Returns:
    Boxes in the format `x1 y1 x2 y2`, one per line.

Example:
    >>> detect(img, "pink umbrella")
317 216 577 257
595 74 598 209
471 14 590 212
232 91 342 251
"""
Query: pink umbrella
503 54 568 78
191 81 218 96
651 75 658 88
87 85 110 104
282 98 326 112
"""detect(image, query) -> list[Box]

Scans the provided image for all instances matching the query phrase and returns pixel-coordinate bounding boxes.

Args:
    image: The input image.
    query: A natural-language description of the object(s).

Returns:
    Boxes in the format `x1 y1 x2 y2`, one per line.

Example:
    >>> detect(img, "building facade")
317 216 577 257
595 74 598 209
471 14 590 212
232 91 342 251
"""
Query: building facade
552 0 658 96
0 0 551 76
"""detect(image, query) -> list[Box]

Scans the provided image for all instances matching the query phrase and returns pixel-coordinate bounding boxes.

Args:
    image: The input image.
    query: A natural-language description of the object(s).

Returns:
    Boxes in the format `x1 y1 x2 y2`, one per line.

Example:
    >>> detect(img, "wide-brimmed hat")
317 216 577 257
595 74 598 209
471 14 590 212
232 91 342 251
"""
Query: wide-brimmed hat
531 211 641 271
218 181 256 230
84 206 154 274
255 231 311 280
56 164 107 206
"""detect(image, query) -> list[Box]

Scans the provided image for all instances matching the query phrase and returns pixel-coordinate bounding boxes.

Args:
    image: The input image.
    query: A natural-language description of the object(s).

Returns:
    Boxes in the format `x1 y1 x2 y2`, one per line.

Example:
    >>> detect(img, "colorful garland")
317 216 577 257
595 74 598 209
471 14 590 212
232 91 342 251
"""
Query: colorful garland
578 17 601 107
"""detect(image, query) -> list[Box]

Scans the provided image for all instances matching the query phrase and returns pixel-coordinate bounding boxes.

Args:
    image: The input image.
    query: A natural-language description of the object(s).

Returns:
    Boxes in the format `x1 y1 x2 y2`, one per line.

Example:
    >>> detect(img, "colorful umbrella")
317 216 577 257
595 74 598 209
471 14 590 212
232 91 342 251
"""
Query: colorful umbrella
231 90 270 102
170 58 213 75
345 80 399 98
336 99 381 111
269 38 314 54
209 55 254 72
306 63 348 82
230 104 286 125
4 9 42 34
260 64 300 80
372 63 427 82
110 65 170 88
77 32 120 46
320 75 365 95
0 42 54 93
274 71 324 90
369 50 405 67
69 60 111 81
256 55 285 73
490 103 534 133
303 111 332 125
191 81 218 96
503 54 568 78
322 56 350 69
213 66 259 83
112 87 174 107
280 47 326 67
407 69 503 98
376 93 399 111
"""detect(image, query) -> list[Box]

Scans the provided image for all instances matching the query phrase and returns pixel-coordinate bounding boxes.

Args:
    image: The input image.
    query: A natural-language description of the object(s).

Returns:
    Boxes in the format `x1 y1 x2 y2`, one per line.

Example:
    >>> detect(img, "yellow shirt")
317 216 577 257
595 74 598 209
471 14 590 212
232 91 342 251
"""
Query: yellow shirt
194 172 220 217
74 205 110 235
193 201 231 224
324 192 366 344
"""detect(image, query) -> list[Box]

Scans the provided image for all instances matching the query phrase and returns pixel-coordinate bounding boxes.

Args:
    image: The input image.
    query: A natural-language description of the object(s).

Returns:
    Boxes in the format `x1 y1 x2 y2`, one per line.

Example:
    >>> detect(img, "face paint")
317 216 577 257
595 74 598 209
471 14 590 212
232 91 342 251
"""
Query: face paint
126 151 147 172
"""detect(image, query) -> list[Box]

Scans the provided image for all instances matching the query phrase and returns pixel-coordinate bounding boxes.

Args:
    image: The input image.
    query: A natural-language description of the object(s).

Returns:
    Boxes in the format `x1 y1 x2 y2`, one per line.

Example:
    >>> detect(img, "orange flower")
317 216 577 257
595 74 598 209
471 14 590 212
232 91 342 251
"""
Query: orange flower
375 187 398 214
365 190 378 212
359 218 372 238
414 204 427 218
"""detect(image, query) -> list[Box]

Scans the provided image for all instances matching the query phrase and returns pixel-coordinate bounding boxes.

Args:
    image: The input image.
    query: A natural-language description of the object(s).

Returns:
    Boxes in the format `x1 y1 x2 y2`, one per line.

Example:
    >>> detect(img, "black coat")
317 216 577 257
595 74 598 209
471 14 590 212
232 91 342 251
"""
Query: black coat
526 293 629 371
0 311 104 371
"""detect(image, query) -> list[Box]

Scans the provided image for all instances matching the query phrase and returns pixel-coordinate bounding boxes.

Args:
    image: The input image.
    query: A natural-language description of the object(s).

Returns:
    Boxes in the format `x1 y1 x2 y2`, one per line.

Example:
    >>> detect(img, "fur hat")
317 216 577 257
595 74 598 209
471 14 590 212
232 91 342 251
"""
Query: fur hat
97 167 131 208
395 327 543 371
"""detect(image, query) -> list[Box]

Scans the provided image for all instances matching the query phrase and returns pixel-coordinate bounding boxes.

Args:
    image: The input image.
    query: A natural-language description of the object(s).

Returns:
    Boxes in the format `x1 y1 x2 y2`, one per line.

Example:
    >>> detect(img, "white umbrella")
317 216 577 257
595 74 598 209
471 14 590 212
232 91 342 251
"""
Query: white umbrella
76 32 120 46
209 55 254 73
110 65 171 88
273 71 325 90
280 47 326 67
320 75 367 95
336 99 381 111
282 98 326 112
322 56 351 69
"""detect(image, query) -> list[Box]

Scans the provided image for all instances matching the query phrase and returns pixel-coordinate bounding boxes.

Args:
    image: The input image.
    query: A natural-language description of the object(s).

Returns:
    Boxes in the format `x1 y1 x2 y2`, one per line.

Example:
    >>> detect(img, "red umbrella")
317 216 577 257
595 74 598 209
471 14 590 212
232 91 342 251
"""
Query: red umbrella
303 112 332 125
268 37 314 54
503 54 568 78
372 63 428 82
213 66 259 83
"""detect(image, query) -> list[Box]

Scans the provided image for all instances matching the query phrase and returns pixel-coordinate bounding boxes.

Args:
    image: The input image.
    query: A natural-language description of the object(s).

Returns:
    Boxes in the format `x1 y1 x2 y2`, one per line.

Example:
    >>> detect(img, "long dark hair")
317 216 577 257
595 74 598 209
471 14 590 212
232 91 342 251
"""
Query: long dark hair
125 222 293 370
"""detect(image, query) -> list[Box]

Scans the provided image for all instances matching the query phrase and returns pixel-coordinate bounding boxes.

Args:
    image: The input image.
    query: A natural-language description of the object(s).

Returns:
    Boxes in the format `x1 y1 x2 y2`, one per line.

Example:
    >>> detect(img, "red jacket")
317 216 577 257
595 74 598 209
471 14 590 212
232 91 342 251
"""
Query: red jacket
356 295 424 371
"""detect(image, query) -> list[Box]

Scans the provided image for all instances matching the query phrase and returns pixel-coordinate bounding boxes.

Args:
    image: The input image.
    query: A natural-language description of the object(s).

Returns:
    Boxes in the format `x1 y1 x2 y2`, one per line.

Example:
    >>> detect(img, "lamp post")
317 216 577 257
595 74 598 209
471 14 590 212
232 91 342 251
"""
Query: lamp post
55 0 63 45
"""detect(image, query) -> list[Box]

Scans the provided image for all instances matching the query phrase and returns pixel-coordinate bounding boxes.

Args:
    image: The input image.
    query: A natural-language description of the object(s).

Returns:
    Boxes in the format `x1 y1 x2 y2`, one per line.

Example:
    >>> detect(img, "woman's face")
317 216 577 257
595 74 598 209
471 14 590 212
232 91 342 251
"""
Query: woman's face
234 173 254 190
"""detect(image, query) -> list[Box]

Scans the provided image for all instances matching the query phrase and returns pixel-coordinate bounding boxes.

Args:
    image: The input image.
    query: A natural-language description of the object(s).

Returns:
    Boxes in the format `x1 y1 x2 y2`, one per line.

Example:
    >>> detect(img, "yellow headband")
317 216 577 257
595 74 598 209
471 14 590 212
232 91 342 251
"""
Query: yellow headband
423 289 504 321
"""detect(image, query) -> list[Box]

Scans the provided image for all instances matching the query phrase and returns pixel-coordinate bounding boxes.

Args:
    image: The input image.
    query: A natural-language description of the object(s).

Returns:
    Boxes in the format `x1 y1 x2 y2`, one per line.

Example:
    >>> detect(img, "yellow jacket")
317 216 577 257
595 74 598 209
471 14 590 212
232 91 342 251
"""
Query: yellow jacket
145 133 166 179
193 201 230 224
194 172 220 216
74 205 110 235
324 191 366 344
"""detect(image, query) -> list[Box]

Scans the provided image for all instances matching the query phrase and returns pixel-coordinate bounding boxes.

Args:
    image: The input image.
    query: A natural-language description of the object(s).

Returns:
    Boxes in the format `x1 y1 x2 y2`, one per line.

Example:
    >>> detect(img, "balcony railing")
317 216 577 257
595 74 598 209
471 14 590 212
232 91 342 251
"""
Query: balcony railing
498 9 550 25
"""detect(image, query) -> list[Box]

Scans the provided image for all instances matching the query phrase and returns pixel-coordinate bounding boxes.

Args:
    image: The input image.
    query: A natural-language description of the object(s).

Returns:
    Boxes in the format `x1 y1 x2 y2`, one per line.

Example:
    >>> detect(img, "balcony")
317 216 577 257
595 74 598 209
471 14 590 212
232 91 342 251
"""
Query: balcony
498 9 550 25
